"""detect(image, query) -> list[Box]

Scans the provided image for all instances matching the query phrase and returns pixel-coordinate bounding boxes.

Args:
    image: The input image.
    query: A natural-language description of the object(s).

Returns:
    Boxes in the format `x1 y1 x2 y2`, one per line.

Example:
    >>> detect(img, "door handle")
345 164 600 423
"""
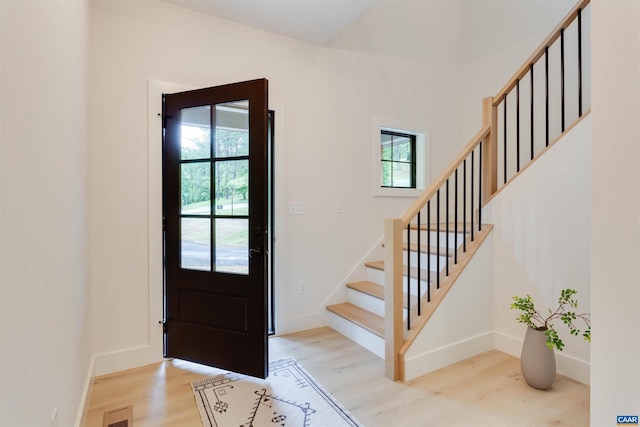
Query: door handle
249 247 262 258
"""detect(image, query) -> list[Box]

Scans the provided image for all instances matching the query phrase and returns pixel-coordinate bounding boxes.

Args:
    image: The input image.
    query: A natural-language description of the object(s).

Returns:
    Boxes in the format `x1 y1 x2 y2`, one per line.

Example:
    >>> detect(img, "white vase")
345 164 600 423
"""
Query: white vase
520 326 556 390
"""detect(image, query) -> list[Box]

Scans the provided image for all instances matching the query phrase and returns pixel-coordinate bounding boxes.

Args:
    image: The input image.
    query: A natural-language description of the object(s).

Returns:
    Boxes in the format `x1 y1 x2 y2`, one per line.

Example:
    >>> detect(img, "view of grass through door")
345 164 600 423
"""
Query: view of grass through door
178 107 275 331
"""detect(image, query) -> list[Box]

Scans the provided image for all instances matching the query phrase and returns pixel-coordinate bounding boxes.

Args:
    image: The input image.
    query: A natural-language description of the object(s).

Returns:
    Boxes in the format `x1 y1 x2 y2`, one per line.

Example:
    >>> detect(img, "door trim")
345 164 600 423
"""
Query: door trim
148 80 195 364
94 79 284 375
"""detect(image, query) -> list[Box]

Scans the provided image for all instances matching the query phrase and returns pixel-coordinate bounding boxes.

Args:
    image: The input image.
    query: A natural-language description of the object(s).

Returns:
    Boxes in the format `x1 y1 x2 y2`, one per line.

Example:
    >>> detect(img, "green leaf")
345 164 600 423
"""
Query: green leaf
512 289 590 352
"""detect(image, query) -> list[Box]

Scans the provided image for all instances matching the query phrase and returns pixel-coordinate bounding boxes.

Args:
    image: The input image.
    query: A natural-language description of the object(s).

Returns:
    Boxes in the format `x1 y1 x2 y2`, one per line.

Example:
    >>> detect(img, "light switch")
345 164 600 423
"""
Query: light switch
289 201 305 215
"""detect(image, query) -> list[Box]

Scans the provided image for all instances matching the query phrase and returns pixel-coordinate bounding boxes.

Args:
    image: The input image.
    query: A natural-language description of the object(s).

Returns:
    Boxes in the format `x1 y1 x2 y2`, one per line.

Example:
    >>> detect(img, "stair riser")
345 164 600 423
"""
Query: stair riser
327 312 385 359
404 251 449 268
406 280 431 298
347 288 409 320
365 267 431 296
365 267 383 285
407 230 466 249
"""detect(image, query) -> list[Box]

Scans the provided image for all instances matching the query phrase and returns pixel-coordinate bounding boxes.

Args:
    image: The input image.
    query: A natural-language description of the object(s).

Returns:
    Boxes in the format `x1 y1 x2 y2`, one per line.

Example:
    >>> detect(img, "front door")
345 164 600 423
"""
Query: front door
163 79 269 378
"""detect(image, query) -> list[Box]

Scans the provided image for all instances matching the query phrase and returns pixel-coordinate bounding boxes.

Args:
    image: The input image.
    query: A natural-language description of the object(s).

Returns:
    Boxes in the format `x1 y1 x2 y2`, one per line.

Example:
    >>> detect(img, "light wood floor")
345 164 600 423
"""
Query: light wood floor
85 327 589 426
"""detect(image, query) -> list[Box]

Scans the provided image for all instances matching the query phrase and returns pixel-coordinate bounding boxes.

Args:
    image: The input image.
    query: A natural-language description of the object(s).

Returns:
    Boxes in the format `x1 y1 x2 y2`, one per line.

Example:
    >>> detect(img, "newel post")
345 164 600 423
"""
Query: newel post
384 218 404 380
482 97 498 203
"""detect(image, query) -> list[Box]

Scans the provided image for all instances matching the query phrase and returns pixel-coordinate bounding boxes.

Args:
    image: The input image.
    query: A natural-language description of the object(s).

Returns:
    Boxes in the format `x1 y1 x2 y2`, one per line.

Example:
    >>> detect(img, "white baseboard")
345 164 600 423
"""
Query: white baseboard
75 345 163 426
272 311 330 336
493 330 523 357
94 344 163 376
74 356 95 427
403 332 494 381
274 239 383 336
555 351 591 385
493 331 590 385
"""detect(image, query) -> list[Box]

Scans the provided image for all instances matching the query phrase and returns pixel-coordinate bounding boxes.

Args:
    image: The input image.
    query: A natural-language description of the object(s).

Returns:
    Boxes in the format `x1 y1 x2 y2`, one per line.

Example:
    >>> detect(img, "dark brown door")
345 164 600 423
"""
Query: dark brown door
163 79 268 378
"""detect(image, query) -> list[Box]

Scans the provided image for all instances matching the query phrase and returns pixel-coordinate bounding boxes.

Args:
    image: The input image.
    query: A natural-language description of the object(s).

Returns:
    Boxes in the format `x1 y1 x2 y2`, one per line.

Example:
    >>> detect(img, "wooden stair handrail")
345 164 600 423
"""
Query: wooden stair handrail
400 124 490 225
493 0 590 105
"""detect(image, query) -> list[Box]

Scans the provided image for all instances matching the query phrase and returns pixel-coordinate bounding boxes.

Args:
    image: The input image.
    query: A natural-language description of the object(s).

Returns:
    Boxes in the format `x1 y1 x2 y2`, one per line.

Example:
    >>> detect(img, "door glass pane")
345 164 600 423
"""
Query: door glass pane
215 101 248 158
181 162 211 214
215 218 248 275
215 159 249 216
181 106 211 160
181 218 211 271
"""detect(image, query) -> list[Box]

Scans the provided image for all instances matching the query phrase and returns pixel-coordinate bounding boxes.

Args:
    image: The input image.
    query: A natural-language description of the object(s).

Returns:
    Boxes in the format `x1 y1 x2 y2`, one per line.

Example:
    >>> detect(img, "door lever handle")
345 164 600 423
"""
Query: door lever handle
249 247 262 258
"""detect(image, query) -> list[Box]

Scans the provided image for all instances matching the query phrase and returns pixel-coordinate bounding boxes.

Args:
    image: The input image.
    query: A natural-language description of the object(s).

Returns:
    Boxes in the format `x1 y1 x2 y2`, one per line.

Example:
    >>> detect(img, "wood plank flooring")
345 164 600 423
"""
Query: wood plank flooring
85 327 589 426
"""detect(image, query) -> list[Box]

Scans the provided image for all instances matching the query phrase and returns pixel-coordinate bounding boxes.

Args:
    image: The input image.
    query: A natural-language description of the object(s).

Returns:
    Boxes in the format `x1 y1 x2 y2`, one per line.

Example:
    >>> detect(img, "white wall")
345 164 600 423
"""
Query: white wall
403 114 591 384
88 0 593 377
329 0 466 177
591 1 640 424
0 0 631 421
404 232 494 381
335 0 583 214
459 0 577 137
0 1 92 426
338 0 592 384
485 115 591 384
89 0 465 373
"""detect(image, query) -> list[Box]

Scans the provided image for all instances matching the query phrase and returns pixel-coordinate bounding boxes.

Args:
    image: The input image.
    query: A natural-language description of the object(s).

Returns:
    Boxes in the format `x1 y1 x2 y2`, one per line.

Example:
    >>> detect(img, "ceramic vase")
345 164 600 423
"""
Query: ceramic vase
520 326 556 390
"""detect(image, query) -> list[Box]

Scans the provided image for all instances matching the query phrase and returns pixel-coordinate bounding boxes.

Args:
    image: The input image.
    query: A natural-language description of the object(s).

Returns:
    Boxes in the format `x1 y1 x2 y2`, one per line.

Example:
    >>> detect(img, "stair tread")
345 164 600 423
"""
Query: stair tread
326 302 385 338
332 225 494 356
365 260 437 280
347 280 385 299
347 280 416 309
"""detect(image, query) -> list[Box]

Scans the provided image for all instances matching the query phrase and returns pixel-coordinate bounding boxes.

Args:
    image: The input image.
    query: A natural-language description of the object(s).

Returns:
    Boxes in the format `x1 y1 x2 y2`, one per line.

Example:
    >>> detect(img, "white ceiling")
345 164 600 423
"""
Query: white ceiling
162 0 375 46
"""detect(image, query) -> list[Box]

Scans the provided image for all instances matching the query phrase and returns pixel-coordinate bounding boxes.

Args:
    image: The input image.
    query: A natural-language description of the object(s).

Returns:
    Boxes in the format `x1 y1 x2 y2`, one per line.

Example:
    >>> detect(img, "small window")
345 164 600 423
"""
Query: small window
373 119 429 198
381 130 416 188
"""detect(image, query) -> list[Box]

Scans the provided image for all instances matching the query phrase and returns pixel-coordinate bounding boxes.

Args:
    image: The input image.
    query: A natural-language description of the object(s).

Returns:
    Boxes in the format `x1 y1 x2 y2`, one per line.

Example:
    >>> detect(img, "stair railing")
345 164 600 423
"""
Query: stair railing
384 0 591 381
384 100 494 380
494 0 590 187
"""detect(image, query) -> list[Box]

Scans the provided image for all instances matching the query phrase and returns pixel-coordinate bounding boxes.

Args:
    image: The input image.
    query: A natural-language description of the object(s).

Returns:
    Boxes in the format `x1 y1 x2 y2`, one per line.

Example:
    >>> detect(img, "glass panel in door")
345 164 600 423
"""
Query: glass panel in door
214 101 249 158
181 217 211 271
180 105 212 271
215 218 249 274
178 100 251 275
213 100 250 275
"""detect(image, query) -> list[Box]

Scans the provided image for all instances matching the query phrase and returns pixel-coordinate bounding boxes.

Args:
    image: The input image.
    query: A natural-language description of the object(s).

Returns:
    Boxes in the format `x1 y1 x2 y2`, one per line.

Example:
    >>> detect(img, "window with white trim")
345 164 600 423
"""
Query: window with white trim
373 120 429 197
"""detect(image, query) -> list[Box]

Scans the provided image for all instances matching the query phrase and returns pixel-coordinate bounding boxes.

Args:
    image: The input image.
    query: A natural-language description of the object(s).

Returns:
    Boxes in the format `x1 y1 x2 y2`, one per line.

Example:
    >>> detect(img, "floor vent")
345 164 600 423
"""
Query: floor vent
103 405 133 427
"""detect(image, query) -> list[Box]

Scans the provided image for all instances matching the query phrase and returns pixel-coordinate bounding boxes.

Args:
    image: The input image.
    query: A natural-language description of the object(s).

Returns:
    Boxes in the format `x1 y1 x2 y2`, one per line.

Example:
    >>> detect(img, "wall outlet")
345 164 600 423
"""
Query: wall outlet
289 201 305 215
50 408 57 427
335 200 343 213
298 281 307 295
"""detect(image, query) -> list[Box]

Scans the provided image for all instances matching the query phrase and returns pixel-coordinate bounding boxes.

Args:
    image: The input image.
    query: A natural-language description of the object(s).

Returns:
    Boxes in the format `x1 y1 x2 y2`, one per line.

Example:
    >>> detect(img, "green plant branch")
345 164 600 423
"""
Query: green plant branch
510 289 591 351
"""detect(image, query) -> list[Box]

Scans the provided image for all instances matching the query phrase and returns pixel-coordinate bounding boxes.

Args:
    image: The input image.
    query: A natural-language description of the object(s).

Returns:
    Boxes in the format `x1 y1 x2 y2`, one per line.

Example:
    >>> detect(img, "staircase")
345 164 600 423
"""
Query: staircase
325 0 590 382
327 225 464 357
325 103 496 382
326 222 492 358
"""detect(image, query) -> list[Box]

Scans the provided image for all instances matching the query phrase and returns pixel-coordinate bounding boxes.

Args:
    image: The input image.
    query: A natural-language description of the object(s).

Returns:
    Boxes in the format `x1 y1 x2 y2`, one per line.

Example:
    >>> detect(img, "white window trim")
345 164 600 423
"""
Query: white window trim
373 117 430 197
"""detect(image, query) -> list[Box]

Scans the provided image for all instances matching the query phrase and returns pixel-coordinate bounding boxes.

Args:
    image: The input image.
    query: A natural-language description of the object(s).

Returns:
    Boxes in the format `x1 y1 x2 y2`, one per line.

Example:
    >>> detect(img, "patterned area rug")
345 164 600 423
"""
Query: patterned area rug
191 357 362 427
